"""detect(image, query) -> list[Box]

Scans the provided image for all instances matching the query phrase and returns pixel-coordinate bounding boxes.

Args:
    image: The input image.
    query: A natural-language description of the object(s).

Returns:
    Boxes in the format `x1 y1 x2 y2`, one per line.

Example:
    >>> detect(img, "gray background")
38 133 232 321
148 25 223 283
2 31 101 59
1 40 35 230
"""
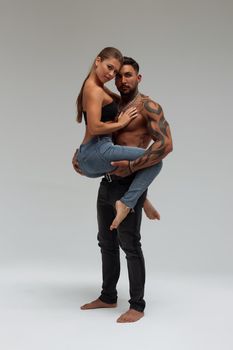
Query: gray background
0 0 233 349
1 0 232 272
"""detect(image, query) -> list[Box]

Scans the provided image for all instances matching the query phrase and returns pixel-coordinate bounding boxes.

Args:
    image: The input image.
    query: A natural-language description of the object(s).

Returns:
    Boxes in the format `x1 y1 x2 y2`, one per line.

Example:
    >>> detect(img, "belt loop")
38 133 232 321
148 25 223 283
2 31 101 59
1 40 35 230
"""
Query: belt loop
105 173 112 182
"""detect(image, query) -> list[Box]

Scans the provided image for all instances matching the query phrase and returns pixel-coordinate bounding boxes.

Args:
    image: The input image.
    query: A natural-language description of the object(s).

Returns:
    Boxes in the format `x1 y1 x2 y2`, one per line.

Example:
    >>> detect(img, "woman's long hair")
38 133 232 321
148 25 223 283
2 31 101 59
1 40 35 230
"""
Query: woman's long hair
76 47 123 123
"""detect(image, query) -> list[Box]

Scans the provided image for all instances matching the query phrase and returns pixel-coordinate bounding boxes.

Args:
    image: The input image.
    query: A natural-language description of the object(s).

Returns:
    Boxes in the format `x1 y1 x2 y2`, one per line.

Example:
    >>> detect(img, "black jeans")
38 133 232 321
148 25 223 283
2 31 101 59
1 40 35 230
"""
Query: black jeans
97 175 147 312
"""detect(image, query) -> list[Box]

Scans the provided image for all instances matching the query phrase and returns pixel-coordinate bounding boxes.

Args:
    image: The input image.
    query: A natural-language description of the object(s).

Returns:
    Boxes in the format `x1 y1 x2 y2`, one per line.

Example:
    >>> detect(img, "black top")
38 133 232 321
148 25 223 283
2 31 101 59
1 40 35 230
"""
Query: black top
83 101 118 125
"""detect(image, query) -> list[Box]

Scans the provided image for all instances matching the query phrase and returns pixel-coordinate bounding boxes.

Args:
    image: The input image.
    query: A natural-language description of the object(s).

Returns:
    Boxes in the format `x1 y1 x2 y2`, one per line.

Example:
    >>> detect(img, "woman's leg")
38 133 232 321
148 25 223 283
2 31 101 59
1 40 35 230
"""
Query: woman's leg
110 161 163 230
99 141 163 230
97 141 146 164
120 161 163 208
77 137 145 178
78 136 162 202
99 140 163 208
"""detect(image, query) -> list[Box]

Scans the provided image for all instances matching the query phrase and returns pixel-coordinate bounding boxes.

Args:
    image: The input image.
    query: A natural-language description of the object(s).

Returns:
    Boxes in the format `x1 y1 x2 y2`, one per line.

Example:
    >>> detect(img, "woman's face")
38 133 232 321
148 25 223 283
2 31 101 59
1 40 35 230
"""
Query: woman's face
95 57 121 83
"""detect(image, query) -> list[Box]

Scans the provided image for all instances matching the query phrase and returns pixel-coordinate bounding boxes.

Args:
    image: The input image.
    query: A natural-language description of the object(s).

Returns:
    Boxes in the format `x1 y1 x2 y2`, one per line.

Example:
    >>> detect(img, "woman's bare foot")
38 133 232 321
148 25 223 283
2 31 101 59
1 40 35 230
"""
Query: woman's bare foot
116 309 144 323
80 298 117 310
143 198 160 220
110 200 130 230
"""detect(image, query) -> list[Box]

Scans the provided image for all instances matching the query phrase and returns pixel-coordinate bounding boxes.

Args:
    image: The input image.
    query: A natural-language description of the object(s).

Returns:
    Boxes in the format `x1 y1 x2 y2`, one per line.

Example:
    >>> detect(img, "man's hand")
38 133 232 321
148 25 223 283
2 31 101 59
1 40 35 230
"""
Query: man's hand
72 149 84 175
110 160 132 177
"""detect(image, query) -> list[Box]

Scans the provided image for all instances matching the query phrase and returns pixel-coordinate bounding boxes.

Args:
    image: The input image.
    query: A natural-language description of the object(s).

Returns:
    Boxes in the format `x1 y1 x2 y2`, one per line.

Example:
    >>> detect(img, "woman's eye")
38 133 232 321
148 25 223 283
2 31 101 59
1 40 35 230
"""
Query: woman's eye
107 65 113 70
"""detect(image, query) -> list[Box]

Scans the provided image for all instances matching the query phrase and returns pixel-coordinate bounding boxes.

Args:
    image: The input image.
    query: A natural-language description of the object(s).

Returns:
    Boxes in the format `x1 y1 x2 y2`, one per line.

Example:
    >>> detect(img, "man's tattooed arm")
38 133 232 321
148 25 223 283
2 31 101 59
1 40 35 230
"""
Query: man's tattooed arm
130 99 173 172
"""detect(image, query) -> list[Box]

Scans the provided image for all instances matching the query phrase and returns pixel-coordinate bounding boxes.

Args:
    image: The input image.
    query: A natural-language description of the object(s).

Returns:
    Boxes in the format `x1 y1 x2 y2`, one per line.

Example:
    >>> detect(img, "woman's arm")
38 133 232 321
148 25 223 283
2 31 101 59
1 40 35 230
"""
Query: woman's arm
85 88 137 136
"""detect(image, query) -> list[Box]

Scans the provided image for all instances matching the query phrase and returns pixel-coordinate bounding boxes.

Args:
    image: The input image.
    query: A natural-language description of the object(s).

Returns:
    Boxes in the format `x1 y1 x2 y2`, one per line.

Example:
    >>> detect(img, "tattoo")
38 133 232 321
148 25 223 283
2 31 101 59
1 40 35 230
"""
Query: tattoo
144 100 167 147
147 123 165 148
159 115 169 137
131 100 171 171
144 101 162 115
132 145 164 170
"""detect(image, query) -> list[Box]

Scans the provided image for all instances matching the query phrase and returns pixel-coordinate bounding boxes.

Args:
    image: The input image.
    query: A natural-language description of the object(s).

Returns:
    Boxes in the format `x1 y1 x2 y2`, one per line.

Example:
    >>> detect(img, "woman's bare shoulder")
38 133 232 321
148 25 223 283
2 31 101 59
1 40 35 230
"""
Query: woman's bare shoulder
83 81 104 99
104 86 120 103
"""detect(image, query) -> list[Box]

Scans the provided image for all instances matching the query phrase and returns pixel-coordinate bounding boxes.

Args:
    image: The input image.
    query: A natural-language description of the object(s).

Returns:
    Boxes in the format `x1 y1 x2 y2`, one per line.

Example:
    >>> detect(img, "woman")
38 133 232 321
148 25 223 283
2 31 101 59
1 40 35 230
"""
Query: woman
75 47 162 229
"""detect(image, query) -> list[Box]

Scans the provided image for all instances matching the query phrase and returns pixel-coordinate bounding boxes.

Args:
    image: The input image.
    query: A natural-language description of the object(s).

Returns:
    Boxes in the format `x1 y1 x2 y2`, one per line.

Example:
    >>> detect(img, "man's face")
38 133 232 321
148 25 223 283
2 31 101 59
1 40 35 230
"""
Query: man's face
115 65 141 95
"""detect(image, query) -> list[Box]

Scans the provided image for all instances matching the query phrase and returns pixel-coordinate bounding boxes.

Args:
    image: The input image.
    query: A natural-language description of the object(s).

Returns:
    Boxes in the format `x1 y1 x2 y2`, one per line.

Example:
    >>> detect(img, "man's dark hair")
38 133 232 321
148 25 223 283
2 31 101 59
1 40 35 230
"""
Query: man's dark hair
123 56 140 73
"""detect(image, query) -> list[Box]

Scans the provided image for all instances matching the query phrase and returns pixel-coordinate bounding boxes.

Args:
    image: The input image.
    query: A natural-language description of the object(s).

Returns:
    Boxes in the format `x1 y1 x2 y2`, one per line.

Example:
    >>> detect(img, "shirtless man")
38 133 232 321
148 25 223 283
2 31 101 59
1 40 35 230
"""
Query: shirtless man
72 57 173 323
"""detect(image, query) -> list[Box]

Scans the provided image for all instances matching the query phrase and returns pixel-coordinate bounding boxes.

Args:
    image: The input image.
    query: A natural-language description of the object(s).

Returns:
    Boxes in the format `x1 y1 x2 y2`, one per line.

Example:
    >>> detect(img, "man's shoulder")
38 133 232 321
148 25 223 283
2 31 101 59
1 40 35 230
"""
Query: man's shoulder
139 93 150 100
139 94 162 113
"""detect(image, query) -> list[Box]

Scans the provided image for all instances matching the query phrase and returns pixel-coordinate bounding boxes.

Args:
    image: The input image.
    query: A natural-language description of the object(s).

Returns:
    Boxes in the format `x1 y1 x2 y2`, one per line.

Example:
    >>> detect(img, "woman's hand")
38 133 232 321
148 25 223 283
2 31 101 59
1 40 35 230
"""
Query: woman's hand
72 149 84 175
117 107 138 128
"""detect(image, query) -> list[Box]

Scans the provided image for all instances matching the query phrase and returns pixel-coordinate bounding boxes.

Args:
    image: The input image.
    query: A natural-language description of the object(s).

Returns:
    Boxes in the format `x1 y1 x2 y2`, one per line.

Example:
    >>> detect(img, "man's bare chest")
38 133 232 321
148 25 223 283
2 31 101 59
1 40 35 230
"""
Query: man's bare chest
123 112 146 132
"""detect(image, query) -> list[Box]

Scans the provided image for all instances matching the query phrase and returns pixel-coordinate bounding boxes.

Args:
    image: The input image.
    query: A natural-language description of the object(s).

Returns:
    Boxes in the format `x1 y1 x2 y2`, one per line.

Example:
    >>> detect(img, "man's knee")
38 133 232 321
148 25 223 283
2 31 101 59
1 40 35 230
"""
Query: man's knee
118 233 143 258
97 232 119 252
121 244 144 261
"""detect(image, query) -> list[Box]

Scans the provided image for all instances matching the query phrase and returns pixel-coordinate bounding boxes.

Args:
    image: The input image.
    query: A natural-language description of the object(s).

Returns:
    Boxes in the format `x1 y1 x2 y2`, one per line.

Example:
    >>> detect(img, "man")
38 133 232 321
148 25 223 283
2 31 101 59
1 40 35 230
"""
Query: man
72 57 173 323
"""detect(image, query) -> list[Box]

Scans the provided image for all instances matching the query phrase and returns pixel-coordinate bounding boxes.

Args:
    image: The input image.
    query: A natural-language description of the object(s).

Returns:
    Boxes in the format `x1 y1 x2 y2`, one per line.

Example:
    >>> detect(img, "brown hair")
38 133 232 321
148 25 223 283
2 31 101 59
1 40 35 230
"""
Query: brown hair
76 47 123 123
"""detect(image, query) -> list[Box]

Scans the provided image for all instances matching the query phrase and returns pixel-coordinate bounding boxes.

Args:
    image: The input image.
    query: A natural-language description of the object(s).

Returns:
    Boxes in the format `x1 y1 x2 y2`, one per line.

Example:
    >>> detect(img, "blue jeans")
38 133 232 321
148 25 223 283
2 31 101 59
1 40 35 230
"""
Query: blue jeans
77 136 162 208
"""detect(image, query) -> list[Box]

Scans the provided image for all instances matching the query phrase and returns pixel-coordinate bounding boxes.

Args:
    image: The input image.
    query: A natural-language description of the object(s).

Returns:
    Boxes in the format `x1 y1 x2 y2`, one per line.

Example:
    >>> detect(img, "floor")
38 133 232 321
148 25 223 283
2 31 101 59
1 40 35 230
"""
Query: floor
0 264 233 350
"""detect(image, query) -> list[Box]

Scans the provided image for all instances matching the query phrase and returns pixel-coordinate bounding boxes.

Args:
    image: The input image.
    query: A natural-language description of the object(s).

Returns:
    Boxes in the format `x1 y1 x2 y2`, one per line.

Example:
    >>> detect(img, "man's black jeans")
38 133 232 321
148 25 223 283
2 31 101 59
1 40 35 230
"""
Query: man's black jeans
97 174 147 312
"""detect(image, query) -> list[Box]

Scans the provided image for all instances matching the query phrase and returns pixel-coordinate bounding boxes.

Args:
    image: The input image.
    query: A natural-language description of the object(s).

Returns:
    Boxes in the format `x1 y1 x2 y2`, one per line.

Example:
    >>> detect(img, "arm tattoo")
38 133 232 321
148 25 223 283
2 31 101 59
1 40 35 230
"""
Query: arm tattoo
144 101 162 115
147 122 165 148
159 115 169 137
144 100 169 131
131 100 171 171
132 146 165 169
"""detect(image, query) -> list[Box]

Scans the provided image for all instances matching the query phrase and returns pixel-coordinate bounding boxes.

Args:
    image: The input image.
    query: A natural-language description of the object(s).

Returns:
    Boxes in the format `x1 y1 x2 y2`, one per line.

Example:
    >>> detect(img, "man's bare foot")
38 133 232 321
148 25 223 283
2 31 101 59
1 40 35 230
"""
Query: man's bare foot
143 198 160 220
116 309 144 323
110 200 130 230
80 298 117 310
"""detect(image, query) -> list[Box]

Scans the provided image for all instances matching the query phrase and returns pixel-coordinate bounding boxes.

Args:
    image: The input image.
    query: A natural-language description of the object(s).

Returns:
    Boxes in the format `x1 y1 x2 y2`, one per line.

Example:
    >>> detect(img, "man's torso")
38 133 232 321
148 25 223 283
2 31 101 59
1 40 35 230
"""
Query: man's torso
114 94 152 149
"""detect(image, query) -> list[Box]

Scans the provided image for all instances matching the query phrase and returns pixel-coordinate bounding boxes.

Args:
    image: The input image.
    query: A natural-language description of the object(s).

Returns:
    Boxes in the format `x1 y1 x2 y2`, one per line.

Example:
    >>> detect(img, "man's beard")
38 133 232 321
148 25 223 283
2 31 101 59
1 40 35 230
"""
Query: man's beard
119 86 137 96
